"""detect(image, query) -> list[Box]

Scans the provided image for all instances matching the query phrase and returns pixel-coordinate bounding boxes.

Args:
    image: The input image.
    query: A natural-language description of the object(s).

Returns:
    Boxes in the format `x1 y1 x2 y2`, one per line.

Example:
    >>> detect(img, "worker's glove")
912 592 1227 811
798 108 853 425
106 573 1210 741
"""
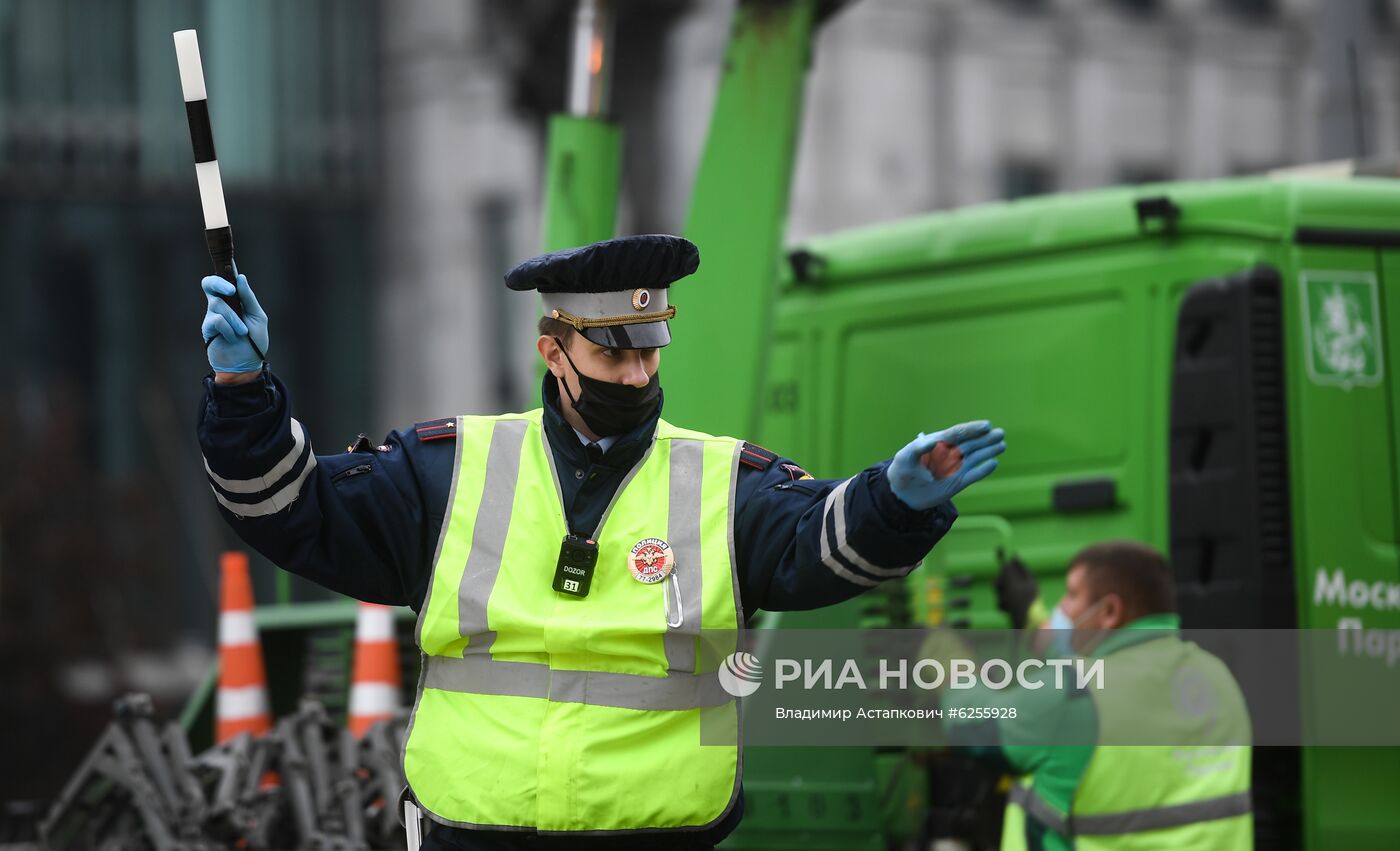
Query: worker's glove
202 271 269 373
994 554 1045 630
887 420 1005 511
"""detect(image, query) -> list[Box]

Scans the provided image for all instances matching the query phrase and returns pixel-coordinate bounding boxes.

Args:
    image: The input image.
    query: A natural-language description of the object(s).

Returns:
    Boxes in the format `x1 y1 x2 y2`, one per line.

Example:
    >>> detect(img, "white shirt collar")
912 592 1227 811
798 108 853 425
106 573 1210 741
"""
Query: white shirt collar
573 428 618 454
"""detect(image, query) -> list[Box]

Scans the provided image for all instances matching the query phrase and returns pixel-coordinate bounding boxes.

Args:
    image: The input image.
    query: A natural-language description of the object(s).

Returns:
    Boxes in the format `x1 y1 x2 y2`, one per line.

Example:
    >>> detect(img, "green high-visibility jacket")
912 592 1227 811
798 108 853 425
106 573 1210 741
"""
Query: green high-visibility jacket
402 411 744 834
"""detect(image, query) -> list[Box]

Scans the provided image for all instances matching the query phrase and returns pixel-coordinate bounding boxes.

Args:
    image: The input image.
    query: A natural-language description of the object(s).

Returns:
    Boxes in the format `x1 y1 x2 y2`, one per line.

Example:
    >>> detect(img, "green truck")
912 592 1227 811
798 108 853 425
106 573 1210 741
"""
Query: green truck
718 175 1400 851
665 4 1400 849
181 1 1400 848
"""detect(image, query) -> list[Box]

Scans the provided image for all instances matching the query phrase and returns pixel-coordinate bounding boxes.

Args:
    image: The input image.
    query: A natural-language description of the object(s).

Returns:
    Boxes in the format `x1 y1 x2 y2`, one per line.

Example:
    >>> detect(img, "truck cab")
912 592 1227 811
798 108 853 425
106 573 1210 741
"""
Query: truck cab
742 175 1400 849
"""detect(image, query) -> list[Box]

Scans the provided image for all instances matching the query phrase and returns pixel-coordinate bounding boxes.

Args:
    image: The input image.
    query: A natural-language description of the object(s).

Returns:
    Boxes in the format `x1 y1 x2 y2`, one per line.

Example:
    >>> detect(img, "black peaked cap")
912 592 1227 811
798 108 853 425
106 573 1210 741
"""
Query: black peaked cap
504 234 699 293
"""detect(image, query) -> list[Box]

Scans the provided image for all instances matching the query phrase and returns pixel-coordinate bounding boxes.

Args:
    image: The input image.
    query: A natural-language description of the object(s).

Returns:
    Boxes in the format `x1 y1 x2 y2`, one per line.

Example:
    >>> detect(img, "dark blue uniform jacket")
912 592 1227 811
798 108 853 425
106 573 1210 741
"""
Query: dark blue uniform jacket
197 369 956 849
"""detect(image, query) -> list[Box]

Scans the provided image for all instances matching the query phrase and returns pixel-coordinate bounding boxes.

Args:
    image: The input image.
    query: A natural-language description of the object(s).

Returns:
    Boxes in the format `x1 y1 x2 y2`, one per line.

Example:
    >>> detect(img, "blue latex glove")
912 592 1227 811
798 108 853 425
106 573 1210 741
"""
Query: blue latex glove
201 271 269 373
887 420 1006 510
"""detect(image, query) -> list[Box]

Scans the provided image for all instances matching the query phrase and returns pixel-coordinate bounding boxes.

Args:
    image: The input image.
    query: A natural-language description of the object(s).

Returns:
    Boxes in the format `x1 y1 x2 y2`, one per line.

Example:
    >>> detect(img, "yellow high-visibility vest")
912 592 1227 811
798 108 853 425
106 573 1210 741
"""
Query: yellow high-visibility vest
403 410 743 833
1002 636 1252 850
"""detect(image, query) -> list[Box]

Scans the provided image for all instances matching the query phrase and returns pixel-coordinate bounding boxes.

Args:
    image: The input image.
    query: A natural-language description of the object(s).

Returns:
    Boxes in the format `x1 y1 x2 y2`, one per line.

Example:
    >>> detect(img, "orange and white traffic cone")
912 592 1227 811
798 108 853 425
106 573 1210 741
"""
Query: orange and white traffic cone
216 551 272 743
349 602 402 738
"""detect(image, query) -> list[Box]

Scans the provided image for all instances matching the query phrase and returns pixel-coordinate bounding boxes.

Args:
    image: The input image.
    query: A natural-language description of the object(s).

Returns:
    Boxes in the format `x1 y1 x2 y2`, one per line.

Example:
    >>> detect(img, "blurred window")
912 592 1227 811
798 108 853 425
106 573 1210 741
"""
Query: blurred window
1230 161 1285 176
1375 0 1394 28
1219 0 1276 19
1001 0 1050 12
1119 163 1171 185
1001 159 1057 200
0 0 382 655
1115 0 1162 16
0 0 377 193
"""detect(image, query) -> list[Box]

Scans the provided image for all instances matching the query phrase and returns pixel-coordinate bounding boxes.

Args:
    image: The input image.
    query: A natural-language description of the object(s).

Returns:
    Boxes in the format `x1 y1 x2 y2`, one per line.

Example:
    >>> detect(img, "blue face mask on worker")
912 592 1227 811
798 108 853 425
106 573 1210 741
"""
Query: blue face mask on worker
1046 597 1108 657
554 337 662 437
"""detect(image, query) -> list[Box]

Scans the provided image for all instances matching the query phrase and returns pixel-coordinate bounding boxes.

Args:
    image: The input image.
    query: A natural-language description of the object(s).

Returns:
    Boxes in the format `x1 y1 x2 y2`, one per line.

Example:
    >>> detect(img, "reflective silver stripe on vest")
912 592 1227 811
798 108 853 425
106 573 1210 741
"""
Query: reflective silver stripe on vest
1010 784 1252 837
423 654 732 711
664 439 705 673
818 478 921 585
1008 784 1070 835
456 419 529 652
1073 791 1252 836
431 431 723 712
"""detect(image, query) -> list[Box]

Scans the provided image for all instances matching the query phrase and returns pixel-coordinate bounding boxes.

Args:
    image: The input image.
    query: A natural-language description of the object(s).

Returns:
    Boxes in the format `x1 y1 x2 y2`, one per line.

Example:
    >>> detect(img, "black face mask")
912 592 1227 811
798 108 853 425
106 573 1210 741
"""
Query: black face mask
554 338 662 437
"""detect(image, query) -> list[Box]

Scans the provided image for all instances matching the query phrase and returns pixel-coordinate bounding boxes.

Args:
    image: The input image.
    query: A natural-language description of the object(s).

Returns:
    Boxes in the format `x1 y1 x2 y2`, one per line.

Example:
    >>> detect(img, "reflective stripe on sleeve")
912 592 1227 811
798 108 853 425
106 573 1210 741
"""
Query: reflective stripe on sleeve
204 419 310 494
817 478 920 586
1008 784 1070 835
208 448 317 518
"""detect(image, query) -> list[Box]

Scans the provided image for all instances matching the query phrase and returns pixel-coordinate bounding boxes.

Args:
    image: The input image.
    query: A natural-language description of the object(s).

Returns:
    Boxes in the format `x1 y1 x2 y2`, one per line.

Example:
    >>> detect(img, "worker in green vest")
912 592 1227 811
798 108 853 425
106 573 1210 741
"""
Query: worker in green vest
946 541 1253 850
199 234 1007 849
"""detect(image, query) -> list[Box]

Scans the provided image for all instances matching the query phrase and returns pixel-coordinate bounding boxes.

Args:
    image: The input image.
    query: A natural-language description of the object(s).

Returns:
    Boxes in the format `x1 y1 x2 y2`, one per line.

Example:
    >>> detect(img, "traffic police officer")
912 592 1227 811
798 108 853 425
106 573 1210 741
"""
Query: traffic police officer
197 234 1007 850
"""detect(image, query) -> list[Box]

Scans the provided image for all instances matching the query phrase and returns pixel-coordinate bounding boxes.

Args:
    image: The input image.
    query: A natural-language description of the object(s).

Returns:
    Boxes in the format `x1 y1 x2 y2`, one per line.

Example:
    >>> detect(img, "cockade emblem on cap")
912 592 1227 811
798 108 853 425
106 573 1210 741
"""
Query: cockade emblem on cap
632 288 651 311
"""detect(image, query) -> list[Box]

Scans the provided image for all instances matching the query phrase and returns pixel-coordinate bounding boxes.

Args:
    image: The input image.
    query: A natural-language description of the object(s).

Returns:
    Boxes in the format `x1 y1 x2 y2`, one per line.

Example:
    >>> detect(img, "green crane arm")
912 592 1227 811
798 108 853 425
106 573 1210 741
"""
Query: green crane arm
669 0 818 439
540 114 622 253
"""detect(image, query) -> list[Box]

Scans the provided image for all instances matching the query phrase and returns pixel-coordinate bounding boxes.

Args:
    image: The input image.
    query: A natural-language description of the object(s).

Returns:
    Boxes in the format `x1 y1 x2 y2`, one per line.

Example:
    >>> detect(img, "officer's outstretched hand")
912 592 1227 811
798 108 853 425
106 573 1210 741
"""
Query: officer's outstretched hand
202 271 269 373
887 420 1005 511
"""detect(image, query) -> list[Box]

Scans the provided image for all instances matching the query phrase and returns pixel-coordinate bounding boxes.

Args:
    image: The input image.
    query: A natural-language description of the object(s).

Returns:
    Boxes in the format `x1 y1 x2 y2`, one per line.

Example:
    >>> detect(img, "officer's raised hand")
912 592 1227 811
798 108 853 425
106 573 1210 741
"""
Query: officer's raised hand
202 271 269 376
887 420 1005 510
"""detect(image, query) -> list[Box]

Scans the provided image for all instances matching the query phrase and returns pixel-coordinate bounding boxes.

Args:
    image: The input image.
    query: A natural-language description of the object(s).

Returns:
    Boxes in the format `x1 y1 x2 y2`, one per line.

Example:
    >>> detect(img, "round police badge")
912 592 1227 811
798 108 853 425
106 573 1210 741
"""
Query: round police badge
632 288 651 311
629 537 673 584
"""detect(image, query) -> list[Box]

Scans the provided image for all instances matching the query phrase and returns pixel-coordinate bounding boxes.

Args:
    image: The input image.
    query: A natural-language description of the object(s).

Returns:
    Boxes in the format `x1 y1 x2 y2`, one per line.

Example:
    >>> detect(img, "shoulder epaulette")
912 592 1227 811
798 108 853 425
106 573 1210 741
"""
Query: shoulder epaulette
414 417 457 442
739 442 779 471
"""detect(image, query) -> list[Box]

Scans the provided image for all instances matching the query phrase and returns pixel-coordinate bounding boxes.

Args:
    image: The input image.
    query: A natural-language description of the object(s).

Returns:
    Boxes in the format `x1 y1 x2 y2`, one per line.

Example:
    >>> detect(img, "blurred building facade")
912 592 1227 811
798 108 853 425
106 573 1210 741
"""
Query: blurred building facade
372 0 701 421
0 0 378 799
376 3 536 424
787 0 1400 238
374 0 1400 415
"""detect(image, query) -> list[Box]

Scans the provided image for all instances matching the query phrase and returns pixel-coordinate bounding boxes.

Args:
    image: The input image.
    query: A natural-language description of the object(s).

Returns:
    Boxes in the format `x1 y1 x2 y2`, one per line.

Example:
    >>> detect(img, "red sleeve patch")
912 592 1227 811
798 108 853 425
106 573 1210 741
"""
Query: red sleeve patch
739 442 779 471
415 418 457 442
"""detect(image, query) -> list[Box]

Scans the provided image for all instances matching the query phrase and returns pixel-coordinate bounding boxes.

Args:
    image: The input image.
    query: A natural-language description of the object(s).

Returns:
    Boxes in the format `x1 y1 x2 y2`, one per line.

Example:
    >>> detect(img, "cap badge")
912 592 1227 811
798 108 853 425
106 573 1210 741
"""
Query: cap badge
632 288 651 311
629 537 673 584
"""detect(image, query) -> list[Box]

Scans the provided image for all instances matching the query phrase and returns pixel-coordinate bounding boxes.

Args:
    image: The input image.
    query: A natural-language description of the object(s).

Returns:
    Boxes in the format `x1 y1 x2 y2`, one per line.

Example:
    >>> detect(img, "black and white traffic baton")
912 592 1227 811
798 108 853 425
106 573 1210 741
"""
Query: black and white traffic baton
173 29 265 360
